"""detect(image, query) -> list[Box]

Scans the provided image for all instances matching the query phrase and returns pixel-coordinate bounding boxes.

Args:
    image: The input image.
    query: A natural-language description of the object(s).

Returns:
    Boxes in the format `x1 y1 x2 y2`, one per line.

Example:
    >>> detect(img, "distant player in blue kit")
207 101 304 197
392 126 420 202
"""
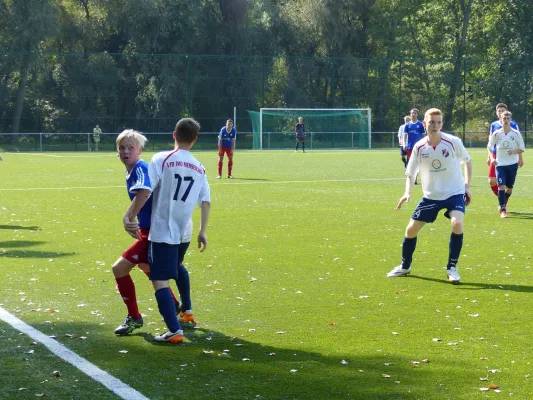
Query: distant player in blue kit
403 108 426 184
388 108 472 283
113 130 194 335
217 119 236 179
487 111 525 218
295 117 306 152
143 118 211 343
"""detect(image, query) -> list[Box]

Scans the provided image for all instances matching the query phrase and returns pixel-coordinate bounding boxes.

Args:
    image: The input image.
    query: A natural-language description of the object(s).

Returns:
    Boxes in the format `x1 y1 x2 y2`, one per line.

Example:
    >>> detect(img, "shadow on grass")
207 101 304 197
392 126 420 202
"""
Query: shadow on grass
409 275 533 292
0 250 75 259
0 240 46 248
18 321 457 400
0 225 41 230
507 211 533 220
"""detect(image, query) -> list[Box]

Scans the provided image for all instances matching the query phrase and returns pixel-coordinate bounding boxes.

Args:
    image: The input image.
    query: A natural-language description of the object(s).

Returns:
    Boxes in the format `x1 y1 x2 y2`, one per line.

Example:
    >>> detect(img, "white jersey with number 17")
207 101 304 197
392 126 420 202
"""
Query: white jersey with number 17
148 149 211 245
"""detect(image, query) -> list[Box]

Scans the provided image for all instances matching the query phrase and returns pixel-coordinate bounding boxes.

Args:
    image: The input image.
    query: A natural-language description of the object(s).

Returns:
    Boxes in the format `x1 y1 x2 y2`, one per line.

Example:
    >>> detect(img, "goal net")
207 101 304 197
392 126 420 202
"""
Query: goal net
247 108 371 150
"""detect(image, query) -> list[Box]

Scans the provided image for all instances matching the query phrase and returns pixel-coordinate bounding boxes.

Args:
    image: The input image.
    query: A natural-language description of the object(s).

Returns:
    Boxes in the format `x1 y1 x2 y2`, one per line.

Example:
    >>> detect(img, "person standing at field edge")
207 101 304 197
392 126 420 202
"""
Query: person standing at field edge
93 125 102 152
217 119 236 179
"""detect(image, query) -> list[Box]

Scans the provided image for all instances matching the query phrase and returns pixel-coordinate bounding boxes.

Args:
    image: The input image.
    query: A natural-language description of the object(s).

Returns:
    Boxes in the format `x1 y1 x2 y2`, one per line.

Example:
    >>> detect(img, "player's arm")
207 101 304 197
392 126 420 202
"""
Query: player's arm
397 149 417 210
487 134 497 164
402 125 408 149
123 189 151 239
197 201 210 252
464 159 473 206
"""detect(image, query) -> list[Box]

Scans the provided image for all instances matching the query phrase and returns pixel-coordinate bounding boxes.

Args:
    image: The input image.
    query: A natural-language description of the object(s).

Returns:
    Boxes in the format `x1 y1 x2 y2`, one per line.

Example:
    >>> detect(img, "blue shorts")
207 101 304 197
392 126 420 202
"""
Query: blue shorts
399 146 407 156
148 241 190 281
411 194 466 223
496 163 518 188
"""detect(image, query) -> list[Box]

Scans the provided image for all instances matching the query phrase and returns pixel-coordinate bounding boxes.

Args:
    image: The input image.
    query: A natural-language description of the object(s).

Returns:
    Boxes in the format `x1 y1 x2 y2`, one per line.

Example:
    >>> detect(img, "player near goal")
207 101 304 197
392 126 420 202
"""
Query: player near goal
487 110 525 218
113 129 195 336
388 108 472 283
295 117 306 152
217 119 236 179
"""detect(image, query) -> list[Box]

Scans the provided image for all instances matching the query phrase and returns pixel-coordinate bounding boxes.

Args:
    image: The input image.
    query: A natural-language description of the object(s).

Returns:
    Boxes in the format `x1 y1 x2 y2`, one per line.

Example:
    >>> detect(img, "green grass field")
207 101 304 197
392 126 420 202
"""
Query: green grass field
1 148 533 400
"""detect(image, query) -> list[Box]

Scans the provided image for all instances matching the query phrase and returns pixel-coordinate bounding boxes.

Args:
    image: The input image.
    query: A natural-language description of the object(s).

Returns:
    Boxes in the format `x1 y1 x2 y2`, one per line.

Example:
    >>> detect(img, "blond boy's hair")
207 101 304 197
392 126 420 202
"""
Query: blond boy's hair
424 108 442 121
116 129 148 148
404 115 411 122
501 110 512 118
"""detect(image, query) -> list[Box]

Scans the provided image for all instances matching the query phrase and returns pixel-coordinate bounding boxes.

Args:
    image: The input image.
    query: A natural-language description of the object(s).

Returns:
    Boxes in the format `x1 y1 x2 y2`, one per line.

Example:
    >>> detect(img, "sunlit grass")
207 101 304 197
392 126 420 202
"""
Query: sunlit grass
1 148 533 399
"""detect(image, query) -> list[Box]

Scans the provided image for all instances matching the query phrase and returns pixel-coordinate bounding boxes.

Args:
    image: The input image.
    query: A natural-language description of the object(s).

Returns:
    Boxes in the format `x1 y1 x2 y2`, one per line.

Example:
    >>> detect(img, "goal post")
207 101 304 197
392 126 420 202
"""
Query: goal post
248 108 372 150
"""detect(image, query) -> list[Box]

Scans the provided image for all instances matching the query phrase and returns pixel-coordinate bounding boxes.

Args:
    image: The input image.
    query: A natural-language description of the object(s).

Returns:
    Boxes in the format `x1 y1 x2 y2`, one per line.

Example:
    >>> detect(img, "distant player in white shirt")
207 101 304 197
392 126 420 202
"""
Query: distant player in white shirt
487 110 525 218
387 108 472 283
398 115 411 169
132 118 210 343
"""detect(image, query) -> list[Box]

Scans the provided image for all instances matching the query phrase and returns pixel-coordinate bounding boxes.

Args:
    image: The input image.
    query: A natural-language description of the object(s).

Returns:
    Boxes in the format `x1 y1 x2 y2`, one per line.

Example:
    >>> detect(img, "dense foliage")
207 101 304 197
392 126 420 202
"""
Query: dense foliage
1 0 532 138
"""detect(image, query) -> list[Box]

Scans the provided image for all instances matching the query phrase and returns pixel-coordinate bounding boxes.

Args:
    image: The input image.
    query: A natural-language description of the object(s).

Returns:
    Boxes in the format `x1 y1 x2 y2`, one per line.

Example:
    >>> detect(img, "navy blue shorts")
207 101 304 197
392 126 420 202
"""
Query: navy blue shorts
496 163 518 188
411 194 466 223
148 241 190 281
399 145 407 156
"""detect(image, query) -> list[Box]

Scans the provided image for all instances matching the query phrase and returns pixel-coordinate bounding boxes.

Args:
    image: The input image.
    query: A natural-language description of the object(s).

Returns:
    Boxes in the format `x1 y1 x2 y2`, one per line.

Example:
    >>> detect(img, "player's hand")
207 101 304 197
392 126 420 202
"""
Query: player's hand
465 188 472 206
506 149 514 156
197 231 208 252
490 157 497 166
486 156 491 166
396 194 410 210
123 217 140 239
518 158 524 167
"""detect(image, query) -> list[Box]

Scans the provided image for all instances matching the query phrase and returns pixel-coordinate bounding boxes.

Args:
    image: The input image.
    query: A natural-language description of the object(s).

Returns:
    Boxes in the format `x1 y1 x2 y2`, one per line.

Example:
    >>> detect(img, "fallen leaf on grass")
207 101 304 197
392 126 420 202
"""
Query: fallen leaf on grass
341 360 349 365
328 322 336 326
118 350 128 354
53 371 61 377
382 374 391 378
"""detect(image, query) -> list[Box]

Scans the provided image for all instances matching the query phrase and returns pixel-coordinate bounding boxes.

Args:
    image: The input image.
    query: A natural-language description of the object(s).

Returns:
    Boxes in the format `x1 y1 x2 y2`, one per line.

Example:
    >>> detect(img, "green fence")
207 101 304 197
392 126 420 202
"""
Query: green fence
1 52 532 149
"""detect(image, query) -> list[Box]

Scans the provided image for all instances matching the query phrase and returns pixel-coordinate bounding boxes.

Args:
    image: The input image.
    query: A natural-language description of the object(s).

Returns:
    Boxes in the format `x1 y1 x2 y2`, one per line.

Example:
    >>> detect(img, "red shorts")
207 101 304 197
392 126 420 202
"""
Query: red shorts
122 228 149 264
219 147 233 157
488 163 496 178
407 149 413 160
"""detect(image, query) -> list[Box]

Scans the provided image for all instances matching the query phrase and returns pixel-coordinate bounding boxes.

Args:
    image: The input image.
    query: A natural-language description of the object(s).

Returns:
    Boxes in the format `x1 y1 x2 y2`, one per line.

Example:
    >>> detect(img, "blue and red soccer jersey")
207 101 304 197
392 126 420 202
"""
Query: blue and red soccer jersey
126 160 153 229
489 120 520 154
219 127 236 149
403 120 426 149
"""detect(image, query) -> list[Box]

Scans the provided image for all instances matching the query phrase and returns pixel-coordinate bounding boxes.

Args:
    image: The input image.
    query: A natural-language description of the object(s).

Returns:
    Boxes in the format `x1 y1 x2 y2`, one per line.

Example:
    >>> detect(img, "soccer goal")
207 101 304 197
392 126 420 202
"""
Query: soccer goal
247 108 371 150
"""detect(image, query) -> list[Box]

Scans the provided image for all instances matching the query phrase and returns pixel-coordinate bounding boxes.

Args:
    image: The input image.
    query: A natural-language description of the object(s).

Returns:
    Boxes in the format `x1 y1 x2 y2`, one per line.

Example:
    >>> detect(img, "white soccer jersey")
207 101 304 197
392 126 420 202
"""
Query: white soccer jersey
406 133 471 200
397 124 405 146
487 128 525 166
148 149 211 244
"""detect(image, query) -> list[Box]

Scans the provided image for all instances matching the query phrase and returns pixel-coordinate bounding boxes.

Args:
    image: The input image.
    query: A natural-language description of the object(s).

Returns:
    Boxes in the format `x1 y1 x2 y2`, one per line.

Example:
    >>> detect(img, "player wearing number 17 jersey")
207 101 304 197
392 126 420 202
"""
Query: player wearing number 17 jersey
147 118 211 343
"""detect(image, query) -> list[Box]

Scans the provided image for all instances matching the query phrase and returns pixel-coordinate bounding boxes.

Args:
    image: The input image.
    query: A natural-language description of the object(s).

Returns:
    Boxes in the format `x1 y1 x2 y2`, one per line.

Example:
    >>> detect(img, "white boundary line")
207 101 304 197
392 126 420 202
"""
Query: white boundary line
0 307 150 400
2 175 533 191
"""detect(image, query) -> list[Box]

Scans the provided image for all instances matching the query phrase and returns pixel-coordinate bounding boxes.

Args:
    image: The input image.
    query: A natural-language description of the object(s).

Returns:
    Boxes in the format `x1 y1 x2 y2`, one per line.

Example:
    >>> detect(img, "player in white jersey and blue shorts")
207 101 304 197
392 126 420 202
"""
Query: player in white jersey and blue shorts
487 110 525 218
398 115 411 169
388 108 472 283
147 118 211 343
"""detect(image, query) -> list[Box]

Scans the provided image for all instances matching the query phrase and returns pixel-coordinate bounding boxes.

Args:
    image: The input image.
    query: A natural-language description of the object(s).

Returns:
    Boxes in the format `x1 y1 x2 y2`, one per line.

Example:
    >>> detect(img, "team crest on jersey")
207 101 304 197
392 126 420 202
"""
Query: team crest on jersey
502 140 510 148
432 159 442 169
441 149 450 158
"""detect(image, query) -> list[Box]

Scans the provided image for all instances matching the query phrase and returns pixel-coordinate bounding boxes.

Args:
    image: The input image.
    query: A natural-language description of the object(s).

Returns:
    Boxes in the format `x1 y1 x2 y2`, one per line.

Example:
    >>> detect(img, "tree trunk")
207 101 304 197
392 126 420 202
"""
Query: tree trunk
444 0 472 131
12 53 31 138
